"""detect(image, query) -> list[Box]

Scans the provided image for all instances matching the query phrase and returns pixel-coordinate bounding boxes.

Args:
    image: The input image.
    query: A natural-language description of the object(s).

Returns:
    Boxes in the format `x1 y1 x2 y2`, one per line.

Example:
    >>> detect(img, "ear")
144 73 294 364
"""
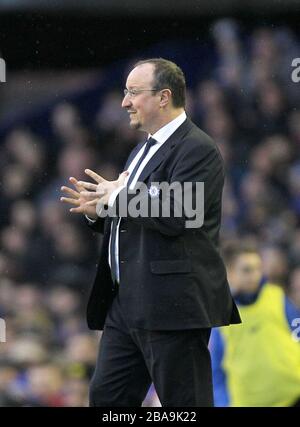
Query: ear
159 89 172 108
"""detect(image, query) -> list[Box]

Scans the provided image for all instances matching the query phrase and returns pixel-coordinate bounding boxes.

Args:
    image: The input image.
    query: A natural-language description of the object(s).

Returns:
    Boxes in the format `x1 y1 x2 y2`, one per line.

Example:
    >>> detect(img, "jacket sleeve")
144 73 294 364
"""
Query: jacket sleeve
84 215 105 234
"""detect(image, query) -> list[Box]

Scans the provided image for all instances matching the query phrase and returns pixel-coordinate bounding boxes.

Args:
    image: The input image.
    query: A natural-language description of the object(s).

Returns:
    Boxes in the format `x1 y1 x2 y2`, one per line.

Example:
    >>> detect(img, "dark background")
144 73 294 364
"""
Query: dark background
0 0 299 70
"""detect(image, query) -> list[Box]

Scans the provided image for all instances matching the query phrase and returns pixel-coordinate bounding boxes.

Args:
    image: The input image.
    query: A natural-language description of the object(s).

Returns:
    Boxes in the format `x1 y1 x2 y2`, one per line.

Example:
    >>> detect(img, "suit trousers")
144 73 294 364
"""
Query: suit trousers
89 292 213 407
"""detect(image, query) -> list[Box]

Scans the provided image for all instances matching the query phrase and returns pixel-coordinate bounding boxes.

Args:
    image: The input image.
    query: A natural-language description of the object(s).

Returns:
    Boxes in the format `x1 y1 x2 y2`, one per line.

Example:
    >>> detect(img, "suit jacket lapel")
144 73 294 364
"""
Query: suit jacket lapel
123 140 145 171
136 118 193 186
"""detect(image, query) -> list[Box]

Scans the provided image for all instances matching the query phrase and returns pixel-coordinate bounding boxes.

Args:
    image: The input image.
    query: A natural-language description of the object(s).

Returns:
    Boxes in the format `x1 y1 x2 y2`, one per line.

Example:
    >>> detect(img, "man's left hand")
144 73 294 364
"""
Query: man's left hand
81 169 129 207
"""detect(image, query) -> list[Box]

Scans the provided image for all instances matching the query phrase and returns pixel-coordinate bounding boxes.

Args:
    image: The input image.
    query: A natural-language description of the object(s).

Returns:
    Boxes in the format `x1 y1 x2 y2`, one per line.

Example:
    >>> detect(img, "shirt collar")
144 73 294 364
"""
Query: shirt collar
148 111 187 145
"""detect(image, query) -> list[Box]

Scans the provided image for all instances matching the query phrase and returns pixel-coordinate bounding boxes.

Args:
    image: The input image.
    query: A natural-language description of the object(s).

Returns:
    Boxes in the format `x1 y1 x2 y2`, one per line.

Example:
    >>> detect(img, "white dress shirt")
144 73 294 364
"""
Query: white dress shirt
90 111 187 283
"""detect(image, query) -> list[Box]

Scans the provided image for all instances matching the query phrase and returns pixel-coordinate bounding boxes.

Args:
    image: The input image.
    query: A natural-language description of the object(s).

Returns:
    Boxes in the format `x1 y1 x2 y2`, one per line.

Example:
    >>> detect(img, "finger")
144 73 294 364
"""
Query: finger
84 169 105 184
69 206 86 214
69 177 78 183
77 181 97 191
61 186 79 198
60 197 80 206
77 181 98 191
80 191 103 198
118 170 129 185
69 177 85 192
69 177 81 185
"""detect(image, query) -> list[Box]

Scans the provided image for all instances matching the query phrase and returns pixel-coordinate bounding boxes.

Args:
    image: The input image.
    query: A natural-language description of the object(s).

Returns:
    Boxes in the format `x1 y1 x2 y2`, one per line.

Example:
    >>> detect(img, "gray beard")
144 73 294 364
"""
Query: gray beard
130 121 141 130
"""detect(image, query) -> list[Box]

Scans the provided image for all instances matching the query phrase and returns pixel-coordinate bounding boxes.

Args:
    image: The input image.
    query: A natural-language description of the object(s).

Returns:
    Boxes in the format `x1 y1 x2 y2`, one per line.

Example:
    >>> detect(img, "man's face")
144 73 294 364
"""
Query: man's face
121 63 161 132
228 253 263 293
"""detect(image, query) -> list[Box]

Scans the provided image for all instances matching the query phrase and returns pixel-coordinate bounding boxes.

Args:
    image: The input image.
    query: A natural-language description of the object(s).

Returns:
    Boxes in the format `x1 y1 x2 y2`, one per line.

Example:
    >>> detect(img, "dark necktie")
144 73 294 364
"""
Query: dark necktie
110 137 157 284
126 137 157 188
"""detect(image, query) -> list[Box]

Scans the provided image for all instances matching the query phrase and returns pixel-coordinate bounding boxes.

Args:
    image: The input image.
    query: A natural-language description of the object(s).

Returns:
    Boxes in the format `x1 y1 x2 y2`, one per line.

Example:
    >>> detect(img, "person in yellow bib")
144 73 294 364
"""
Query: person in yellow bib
210 242 300 407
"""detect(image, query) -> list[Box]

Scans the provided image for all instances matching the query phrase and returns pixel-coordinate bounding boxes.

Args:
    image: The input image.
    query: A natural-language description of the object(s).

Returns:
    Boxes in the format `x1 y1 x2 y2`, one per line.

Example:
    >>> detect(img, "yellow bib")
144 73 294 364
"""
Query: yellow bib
220 284 300 406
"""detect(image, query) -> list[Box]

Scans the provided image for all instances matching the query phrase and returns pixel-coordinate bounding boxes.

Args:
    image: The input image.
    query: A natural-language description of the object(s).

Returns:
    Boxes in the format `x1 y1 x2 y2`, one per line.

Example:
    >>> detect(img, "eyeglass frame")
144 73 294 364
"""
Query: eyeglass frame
123 88 161 98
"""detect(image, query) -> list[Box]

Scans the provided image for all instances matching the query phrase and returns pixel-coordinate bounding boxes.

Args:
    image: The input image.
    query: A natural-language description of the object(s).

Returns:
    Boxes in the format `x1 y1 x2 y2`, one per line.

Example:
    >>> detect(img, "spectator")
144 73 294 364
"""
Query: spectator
210 242 300 407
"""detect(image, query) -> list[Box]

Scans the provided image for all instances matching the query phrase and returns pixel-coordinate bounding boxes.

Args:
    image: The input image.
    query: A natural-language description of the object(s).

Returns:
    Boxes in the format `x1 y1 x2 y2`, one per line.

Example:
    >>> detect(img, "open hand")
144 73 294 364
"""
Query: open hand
60 169 129 218
60 177 99 219
80 169 129 207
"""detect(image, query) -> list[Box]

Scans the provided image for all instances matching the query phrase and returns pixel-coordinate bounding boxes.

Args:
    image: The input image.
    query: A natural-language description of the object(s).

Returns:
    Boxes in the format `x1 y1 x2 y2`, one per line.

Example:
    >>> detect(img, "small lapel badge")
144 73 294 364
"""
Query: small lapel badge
148 184 160 198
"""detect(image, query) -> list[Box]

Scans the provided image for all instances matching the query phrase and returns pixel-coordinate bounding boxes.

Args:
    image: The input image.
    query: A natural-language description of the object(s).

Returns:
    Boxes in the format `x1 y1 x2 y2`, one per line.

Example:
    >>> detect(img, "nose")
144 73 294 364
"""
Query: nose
122 94 131 109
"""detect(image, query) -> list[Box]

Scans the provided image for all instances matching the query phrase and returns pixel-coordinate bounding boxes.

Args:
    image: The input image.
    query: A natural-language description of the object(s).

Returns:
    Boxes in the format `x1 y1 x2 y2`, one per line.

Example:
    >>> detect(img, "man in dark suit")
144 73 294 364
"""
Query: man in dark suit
60 58 241 407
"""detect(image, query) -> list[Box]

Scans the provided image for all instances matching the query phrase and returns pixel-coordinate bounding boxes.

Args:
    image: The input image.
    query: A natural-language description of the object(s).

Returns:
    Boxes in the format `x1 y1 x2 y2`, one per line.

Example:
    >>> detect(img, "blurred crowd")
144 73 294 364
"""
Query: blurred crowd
0 20 299 406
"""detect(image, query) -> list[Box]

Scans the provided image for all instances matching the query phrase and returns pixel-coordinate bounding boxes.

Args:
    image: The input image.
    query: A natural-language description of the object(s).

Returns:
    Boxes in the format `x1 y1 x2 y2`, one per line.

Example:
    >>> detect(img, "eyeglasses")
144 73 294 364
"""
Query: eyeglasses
123 88 160 98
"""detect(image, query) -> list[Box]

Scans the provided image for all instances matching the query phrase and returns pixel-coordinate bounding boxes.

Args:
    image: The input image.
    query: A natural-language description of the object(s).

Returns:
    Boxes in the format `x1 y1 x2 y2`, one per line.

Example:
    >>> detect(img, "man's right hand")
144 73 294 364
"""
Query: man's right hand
60 177 100 219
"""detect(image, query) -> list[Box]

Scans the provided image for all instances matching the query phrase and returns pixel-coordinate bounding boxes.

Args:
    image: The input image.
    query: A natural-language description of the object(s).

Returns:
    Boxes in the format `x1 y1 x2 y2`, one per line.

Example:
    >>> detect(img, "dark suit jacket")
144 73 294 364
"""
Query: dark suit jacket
86 118 241 330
